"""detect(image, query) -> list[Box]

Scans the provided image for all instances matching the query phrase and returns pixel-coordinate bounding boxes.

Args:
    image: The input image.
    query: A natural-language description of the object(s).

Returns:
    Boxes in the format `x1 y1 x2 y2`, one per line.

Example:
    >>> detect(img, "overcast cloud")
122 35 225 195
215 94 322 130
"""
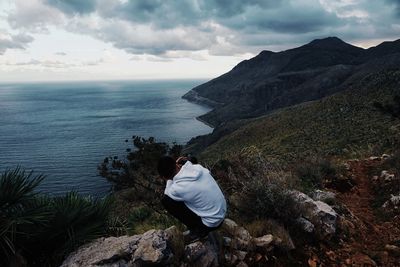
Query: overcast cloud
2 0 399 57
0 0 399 81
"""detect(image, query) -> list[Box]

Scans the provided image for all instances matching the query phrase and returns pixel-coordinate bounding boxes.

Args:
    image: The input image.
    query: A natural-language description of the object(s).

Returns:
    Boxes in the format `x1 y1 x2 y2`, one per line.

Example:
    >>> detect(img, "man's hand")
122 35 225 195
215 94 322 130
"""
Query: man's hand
176 156 188 166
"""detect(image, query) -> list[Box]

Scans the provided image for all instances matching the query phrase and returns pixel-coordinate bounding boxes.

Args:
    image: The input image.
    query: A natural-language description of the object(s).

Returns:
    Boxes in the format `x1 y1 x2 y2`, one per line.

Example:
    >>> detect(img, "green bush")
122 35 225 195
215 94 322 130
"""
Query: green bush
235 174 301 226
100 136 183 213
0 167 113 267
293 158 338 192
211 147 300 226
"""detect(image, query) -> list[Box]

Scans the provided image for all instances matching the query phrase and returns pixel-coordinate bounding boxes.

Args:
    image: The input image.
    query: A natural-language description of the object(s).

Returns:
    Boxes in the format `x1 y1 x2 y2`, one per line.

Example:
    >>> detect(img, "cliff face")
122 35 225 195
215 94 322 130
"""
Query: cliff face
183 37 400 128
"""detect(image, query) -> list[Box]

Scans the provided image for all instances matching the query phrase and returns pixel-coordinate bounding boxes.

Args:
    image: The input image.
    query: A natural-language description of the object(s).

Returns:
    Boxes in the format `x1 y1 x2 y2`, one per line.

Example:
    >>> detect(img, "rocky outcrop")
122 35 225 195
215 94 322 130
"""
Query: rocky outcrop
290 190 338 239
61 226 183 267
382 194 400 211
310 189 336 203
61 219 289 267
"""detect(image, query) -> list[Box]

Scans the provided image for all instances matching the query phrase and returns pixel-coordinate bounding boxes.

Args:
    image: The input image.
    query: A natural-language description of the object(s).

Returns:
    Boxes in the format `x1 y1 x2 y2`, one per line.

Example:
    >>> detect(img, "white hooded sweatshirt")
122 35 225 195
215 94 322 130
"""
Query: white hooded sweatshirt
164 161 227 227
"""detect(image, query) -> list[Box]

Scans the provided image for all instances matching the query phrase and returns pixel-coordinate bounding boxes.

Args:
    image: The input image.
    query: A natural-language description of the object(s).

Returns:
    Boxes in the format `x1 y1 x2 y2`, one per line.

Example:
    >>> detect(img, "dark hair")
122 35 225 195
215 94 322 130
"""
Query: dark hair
157 156 176 179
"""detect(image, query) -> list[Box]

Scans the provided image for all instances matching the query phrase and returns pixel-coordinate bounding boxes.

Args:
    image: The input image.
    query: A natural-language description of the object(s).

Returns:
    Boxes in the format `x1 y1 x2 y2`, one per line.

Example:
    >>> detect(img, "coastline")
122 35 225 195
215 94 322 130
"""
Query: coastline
195 116 215 129
182 89 221 130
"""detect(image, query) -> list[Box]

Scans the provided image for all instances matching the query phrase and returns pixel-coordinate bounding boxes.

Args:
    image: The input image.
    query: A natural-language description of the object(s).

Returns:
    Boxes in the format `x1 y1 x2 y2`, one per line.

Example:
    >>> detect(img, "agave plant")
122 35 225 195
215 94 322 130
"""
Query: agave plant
0 167 113 267
30 192 113 265
0 167 51 266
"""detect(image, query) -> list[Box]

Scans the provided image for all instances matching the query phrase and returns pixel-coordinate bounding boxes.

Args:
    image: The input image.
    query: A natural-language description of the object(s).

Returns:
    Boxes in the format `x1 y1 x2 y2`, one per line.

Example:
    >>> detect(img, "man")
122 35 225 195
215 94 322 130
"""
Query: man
157 155 227 241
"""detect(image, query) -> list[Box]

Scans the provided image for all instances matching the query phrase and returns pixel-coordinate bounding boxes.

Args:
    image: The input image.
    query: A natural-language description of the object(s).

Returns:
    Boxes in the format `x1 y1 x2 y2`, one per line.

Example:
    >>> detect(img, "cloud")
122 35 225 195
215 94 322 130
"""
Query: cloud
55 51 67 55
45 0 97 14
0 31 34 54
4 58 104 68
5 0 400 58
385 0 400 16
67 17 216 55
8 0 64 32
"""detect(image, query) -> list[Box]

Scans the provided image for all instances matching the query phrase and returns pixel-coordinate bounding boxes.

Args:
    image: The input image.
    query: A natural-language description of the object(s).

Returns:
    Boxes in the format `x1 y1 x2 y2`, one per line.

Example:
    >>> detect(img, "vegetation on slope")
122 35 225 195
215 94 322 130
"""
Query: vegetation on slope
200 70 400 163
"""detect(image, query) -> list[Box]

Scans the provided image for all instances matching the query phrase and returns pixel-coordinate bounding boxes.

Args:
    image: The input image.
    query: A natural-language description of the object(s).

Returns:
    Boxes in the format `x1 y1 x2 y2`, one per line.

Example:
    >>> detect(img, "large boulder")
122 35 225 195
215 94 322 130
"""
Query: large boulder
382 193 400 212
60 226 184 267
290 190 338 239
61 219 281 267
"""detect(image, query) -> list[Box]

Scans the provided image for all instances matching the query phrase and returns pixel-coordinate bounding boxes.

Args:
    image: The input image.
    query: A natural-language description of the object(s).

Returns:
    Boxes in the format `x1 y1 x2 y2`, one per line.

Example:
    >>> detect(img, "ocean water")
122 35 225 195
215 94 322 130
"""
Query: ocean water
0 80 212 196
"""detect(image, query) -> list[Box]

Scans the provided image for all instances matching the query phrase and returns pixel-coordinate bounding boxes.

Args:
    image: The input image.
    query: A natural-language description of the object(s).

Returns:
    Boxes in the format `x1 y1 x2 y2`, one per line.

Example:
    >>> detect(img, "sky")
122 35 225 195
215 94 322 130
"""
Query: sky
0 0 399 82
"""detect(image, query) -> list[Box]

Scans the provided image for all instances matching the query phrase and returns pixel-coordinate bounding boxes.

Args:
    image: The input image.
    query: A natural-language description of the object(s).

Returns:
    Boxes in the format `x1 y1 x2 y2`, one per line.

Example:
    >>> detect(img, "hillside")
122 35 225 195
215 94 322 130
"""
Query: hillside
183 37 400 128
199 70 400 162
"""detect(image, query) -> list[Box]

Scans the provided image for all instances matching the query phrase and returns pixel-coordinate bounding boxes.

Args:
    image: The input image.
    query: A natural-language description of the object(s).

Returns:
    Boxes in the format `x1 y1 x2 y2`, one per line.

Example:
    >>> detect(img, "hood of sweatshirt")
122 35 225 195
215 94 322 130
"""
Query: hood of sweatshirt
172 161 203 182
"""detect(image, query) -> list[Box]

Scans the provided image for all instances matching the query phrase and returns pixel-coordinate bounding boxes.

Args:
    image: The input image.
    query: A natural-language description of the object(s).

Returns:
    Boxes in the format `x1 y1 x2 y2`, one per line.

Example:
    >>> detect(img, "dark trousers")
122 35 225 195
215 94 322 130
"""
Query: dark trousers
161 195 219 234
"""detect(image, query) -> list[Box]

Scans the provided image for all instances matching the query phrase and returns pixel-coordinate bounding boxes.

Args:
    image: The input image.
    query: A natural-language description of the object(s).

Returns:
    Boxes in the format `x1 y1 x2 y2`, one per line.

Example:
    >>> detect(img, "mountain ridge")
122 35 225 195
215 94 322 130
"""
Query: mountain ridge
183 37 400 126
182 37 400 154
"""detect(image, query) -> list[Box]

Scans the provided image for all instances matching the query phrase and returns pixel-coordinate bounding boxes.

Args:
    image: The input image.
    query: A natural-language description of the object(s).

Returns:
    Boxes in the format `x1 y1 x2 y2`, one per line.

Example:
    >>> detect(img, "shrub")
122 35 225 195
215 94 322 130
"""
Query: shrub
0 167 112 267
100 136 183 212
211 147 300 226
373 94 400 119
234 174 301 226
293 157 339 192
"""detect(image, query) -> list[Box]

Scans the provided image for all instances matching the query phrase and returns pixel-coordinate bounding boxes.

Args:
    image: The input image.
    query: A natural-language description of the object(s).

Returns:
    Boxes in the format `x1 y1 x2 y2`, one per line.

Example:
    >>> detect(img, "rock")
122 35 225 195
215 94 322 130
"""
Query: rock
296 217 315 233
235 250 247 261
132 229 175 266
385 244 400 256
381 170 396 182
310 190 336 203
61 227 183 267
221 219 251 249
224 252 238 265
343 162 351 171
350 253 377 266
236 261 248 267
369 156 381 161
223 237 232 246
62 219 279 267
183 241 218 267
252 234 274 250
290 190 337 239
382 194 400 209
221 219 238 234
60 235 140 267
325 250 336 261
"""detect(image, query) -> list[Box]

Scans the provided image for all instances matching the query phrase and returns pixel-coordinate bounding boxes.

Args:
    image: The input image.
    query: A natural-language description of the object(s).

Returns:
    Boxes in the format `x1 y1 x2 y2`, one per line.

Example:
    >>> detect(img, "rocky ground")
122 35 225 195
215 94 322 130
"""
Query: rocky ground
331 157 400 266
62 155 400 267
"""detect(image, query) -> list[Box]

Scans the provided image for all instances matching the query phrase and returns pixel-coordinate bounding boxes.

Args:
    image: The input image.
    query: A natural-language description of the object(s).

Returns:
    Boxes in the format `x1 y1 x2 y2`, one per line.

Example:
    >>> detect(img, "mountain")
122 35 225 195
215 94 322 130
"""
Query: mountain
183 37 400 128
199 70 400 162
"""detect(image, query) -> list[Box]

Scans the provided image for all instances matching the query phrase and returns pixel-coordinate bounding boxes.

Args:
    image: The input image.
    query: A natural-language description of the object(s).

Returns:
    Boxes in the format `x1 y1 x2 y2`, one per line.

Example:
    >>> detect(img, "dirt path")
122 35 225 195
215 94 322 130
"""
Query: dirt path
335 159 400 266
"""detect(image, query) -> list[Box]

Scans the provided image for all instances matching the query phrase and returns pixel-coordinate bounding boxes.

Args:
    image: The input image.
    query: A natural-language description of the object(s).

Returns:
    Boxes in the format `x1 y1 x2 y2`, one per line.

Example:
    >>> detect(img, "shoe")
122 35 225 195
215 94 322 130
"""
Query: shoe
183 230 208 243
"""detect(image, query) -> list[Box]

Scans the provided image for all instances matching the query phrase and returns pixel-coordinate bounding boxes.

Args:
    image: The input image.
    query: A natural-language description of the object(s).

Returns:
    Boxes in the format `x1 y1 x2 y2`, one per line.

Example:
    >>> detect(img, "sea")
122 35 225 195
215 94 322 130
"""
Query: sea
0 80 212 197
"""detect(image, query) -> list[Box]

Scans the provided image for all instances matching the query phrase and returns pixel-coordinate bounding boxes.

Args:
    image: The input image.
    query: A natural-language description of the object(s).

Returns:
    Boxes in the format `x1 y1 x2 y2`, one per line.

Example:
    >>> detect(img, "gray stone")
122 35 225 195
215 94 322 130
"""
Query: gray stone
252 234 274 248
290 190 337 239
132 229 174 265
236 261 248 267
382 194 400 209
310 190 336 202
221 219 251 250
61 227 183 267
296 217 315 233
235 250 247 261
381 170 395 182
60 235 140 267
184 241 218 267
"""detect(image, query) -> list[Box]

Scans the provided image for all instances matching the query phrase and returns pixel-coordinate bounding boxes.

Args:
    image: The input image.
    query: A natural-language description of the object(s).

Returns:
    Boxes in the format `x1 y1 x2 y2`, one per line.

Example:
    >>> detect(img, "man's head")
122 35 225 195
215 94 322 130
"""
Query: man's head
157 156 177 180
